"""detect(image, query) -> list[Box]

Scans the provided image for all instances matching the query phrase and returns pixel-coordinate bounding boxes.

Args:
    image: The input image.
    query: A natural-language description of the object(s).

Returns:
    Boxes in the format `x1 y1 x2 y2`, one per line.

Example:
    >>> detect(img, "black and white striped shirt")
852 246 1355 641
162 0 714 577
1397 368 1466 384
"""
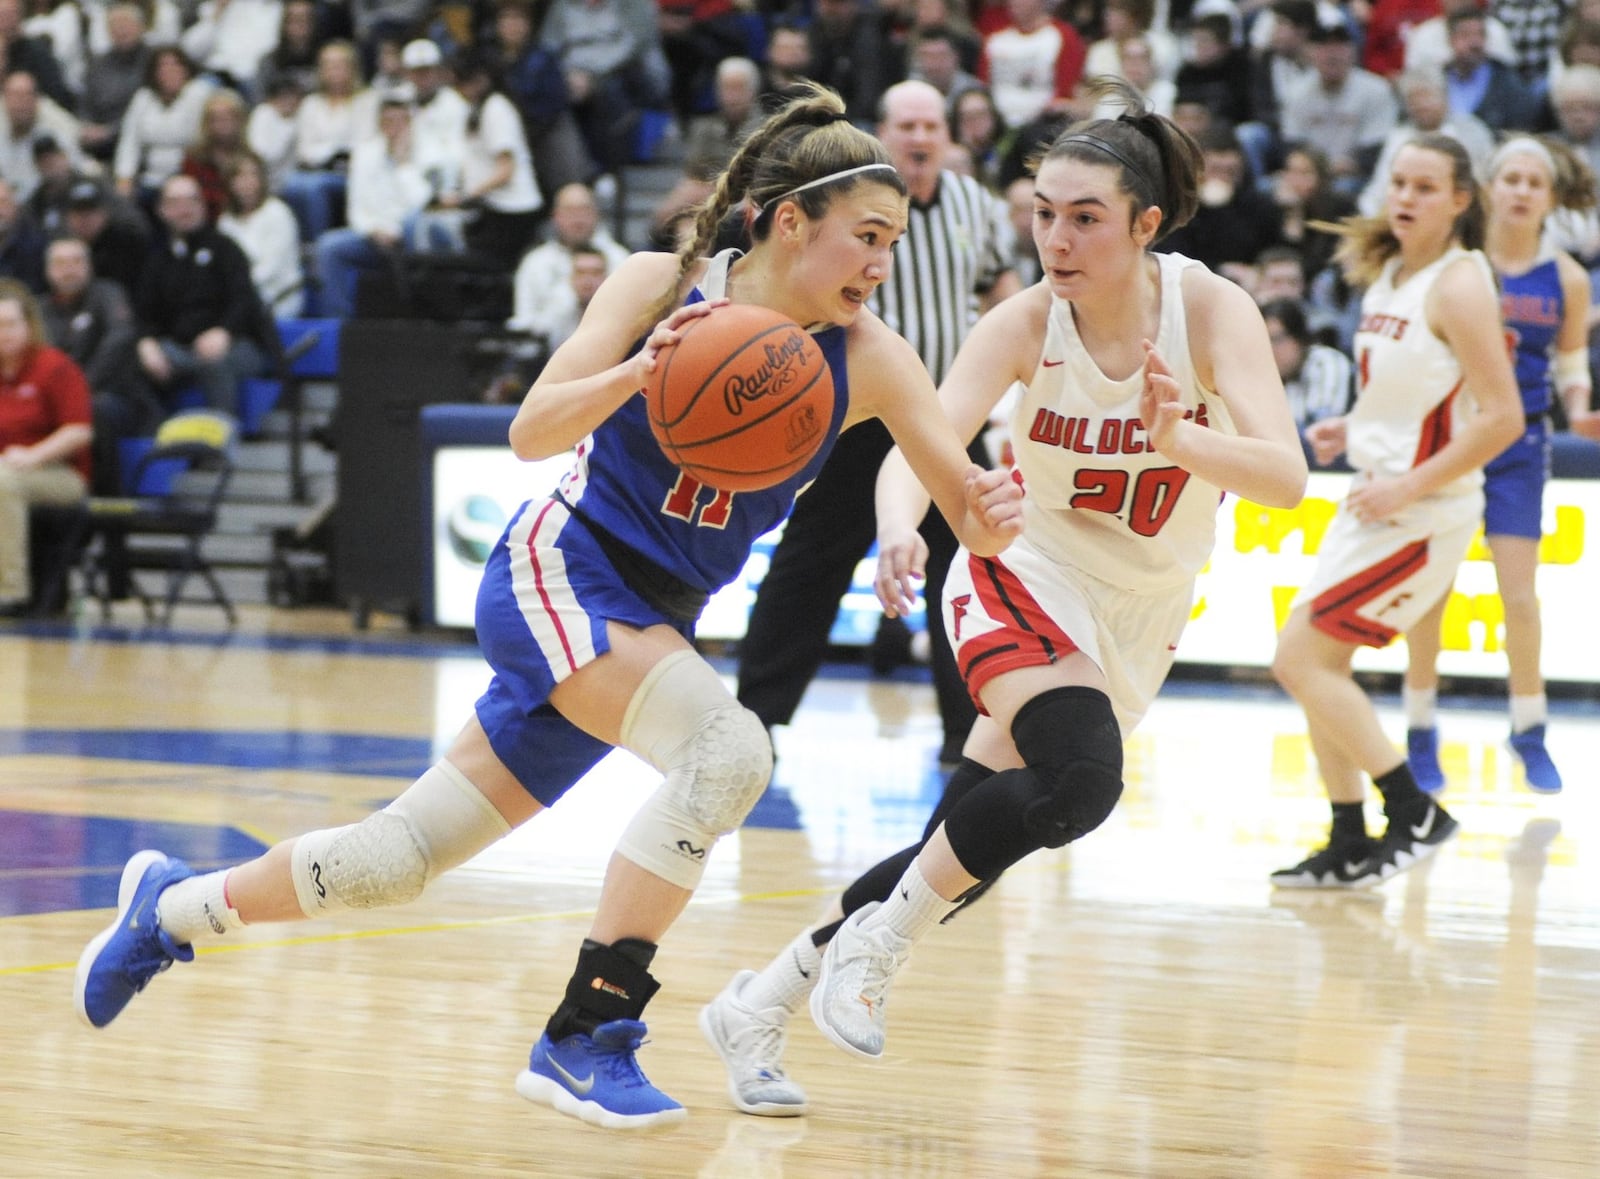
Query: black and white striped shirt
1284 343 1355 428
868 171 1016 385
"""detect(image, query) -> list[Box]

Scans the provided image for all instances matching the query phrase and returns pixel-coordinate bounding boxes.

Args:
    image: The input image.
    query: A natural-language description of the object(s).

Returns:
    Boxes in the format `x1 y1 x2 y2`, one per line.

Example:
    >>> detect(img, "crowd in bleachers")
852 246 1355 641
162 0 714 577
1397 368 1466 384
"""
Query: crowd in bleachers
7 0 1600 614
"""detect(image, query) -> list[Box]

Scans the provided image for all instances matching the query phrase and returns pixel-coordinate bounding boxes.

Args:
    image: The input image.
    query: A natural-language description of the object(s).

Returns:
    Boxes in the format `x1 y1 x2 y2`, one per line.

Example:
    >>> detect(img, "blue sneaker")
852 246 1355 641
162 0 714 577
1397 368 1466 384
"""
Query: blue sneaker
75 850 195 1028
1509 725 1563 793
1406 727 1445 794
515 1019 687 1130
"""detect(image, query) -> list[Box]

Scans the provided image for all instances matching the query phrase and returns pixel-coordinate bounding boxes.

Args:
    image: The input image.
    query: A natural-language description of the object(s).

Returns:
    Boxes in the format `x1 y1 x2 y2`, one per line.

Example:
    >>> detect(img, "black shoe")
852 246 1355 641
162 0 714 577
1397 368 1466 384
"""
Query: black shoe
870 615 913 676
1370 799 1459 883
1270 835 1382 889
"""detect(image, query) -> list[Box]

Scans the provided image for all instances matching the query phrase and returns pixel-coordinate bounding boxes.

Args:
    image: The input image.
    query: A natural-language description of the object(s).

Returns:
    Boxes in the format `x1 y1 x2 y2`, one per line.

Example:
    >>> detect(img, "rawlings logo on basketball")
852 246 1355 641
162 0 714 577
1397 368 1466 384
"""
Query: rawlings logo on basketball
785 403 821 453
721 333 810 415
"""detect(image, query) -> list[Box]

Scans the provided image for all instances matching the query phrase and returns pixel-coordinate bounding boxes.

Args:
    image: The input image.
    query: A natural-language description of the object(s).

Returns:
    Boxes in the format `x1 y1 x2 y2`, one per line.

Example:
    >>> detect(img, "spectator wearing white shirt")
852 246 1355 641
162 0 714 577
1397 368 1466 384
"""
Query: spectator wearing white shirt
312 96 455 318
181 0 284 96
0 71 83 203
246 75 302 191
280 40 379 241
400 39 469 184
509 180 627 334
219 151 303 315
1406 0 1519 78
113 45 215 200
434 51 542 264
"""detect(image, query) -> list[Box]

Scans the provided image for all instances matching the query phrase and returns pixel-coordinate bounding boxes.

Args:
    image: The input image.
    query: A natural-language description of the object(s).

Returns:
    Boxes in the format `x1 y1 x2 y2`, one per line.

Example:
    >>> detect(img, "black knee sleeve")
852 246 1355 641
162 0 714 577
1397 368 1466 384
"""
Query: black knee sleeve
943 687 1124 880
1014 686 1123 849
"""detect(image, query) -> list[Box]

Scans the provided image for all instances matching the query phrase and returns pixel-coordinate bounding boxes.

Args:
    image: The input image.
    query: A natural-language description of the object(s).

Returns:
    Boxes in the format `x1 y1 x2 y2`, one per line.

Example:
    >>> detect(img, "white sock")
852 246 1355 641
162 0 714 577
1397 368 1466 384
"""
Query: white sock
742 931 820 1013
1510 694 1547 734
860 859 959 944
1403 686 1437 730
156 869 244 944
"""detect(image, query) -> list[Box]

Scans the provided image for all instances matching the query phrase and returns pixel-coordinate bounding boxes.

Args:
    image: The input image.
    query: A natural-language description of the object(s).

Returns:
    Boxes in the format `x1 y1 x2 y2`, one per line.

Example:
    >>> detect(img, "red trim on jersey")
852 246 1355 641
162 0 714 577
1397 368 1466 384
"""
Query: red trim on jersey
960 554 1082 713
1309 539 1429 647
528 498 579 673
1412 381 1461 467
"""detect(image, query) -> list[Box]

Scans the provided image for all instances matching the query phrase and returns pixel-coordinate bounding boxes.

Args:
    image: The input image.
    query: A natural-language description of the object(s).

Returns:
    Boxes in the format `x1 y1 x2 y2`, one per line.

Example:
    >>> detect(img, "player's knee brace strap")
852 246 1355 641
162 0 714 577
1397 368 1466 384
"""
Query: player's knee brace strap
1013 685 1125 850
290 760 512 916
616 650 773 889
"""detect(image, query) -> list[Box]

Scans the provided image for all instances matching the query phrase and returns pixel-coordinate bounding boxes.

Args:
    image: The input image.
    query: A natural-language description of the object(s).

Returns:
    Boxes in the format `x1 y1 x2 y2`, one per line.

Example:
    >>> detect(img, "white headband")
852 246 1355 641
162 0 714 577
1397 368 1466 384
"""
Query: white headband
761 163 899 212
1490 137 1558 181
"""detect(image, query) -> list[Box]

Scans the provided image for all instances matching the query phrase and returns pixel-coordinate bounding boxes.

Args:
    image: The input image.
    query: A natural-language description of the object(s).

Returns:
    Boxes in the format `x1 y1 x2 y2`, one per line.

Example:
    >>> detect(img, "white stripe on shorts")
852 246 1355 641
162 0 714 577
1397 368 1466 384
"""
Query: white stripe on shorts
507 498 597 681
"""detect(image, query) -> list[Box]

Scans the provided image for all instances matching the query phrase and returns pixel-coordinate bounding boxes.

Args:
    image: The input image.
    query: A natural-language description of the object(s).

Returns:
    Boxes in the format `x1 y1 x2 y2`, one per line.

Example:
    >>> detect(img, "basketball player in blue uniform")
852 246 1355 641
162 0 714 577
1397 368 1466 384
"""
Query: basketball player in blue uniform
73 83 1024 1130
701 78 1309 1108
1401 137 1600 795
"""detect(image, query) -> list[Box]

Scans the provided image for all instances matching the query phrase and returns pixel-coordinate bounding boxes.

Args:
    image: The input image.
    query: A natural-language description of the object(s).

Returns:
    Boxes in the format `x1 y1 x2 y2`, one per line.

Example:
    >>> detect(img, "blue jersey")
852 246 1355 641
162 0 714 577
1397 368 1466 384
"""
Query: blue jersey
555 254 852 595
1500 254 1564 418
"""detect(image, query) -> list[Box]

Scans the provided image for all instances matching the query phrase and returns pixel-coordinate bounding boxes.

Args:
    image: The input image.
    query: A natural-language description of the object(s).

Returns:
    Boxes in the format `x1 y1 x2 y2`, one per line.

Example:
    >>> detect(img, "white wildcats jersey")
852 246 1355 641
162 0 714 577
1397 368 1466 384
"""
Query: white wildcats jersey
1348 246 1490 499
1012 251 1235 591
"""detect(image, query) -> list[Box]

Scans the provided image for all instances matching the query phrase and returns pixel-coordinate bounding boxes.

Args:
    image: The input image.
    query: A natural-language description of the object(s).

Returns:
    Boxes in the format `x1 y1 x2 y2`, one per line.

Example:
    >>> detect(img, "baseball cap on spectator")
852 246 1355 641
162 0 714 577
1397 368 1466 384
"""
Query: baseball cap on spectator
1308 18 1353 42
65 178 109 209
401 39 443 69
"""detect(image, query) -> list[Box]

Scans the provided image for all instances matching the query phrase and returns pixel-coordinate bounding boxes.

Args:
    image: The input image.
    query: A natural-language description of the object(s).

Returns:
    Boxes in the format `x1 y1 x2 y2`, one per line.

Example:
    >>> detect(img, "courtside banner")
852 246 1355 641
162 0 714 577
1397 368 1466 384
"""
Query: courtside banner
1181 472 1600 683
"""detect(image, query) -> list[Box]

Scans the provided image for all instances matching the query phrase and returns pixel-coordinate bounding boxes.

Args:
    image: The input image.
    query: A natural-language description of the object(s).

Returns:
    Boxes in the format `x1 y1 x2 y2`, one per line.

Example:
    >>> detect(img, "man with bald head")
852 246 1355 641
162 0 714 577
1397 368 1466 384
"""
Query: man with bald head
135 173 271 418
735 78 1022 772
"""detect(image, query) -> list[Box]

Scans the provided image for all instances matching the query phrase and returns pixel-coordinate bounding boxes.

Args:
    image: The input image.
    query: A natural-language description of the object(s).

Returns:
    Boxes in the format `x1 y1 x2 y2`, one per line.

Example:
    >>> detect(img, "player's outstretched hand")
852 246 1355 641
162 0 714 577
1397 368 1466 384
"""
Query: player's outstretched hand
1139 341 1189 453
875 526 929 620
634 298 726 385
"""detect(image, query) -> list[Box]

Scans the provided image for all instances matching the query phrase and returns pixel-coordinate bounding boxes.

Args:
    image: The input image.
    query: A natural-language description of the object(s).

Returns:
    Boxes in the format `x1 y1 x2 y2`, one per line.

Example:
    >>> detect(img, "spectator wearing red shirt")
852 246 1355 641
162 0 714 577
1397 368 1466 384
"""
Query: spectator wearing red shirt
979 0 1087 129
1364 0 1444 76
0 276 91 613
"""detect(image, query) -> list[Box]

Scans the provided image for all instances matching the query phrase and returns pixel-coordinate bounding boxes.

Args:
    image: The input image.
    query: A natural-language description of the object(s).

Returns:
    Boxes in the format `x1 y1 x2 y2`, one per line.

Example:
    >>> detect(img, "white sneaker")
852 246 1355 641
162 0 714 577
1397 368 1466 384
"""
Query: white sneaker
699 970 808 1116
808 902 912 1059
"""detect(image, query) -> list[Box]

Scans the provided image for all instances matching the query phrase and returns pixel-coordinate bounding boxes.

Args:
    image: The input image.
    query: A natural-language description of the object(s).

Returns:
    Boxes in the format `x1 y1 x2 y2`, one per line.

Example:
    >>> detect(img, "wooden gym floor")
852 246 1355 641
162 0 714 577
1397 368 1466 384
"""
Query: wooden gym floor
1 608 1597 1178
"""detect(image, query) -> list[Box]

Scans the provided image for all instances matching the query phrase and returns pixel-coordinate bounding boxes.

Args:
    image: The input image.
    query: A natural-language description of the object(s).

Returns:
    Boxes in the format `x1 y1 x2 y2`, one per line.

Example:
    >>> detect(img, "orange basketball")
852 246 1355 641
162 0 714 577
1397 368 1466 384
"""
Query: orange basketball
646 303 835 493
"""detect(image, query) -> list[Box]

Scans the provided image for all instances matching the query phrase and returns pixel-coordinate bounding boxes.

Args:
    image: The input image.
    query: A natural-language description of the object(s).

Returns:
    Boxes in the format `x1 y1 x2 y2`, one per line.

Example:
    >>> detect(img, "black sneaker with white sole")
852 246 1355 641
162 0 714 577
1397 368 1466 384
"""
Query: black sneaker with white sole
1370 799 1459 882
1270 836 1382 889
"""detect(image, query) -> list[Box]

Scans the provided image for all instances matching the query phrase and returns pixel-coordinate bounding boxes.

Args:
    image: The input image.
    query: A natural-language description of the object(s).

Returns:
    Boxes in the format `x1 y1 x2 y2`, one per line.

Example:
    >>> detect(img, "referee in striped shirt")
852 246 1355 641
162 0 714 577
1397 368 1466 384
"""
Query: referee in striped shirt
737 79 1021 766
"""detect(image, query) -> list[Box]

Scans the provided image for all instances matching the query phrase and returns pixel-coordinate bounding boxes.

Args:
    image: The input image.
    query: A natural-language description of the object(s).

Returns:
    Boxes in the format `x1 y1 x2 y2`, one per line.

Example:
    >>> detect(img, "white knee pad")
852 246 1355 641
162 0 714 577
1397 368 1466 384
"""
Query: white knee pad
615 650 773 889
290 760 513 917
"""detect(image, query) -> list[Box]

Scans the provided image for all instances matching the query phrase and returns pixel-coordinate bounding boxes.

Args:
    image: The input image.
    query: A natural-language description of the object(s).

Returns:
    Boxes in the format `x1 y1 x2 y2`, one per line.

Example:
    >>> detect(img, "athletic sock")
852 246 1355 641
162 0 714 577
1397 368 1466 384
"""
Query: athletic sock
1403 685 1437 730
1330 801 1368 845
156 869 244 943
1373 763 1427 820
742 930 819 1012
1510 693 1547 734
859 858 959 943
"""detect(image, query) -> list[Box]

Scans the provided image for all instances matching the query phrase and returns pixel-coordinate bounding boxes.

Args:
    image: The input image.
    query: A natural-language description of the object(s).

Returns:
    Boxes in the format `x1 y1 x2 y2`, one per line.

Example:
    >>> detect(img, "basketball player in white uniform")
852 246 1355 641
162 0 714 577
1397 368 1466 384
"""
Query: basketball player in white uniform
699 79 1308 1109
1271 134 1523 890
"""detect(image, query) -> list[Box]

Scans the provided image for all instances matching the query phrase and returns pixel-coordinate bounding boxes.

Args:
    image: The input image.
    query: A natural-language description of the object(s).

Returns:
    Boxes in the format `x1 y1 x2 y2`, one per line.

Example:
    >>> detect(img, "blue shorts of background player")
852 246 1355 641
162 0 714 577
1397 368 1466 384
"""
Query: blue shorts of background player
1482 420 1551 540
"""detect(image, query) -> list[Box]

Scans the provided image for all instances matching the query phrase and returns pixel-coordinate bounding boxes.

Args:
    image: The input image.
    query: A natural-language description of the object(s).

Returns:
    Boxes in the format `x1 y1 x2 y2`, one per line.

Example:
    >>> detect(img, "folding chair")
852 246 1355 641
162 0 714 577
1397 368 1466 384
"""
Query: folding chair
77 410 239 626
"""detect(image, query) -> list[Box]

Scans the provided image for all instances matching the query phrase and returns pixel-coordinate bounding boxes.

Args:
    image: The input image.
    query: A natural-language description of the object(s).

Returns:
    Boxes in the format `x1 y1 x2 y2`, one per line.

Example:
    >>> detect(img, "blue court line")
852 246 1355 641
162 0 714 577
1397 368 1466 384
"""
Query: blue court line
0 728 433 774
0 622 485 661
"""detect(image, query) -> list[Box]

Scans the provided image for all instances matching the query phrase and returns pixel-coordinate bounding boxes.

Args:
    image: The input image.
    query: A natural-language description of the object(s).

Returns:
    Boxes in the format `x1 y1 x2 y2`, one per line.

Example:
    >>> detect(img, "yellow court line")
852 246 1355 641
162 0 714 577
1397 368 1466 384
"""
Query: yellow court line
0 885 834 978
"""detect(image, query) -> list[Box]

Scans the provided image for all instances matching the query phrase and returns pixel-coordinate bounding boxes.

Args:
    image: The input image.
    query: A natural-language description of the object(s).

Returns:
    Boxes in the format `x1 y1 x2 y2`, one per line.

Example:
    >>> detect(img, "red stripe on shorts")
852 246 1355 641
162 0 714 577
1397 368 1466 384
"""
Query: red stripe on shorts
528 498 579 674
1309 538 1429 647
960 555 1082 710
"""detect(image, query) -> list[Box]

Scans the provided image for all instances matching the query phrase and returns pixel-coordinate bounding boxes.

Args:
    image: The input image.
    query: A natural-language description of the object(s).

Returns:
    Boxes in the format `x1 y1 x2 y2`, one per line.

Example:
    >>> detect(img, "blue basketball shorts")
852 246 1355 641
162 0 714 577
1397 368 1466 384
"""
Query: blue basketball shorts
473 496 693 807
1482 423 1550 541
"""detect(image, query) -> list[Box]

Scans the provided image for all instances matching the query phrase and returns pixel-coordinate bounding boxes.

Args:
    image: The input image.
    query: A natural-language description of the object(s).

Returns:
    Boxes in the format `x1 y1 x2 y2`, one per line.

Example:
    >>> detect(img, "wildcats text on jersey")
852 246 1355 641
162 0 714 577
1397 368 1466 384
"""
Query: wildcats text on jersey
1358 312 1409 340
1026 403 1211 456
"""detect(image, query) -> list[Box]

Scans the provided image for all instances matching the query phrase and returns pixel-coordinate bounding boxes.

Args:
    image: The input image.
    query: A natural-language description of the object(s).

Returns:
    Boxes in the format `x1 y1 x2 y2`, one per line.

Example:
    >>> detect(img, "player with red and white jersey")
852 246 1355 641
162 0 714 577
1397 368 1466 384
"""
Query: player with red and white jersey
1272 134 1524 891
699 78 1308 1110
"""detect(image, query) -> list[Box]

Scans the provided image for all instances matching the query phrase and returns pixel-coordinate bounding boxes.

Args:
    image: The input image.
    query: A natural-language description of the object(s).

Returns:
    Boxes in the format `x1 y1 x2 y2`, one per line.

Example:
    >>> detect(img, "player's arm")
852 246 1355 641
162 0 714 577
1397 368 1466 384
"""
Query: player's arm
863 294 1037 613
1414 255 1525 486
1554 252 1600 440
1161 269 1307 508
509 252 713 460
